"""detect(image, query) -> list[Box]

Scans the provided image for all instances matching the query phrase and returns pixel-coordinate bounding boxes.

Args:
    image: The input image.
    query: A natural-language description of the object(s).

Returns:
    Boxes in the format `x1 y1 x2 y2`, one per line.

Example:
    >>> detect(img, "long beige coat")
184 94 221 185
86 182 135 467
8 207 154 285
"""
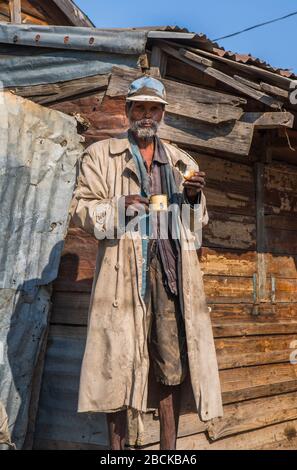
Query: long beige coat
70 133 223 421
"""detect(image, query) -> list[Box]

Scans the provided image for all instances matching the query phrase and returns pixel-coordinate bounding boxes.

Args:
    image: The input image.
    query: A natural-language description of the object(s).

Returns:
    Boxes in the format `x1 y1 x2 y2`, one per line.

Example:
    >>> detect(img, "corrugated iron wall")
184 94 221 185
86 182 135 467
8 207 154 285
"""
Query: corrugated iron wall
0 91 83 449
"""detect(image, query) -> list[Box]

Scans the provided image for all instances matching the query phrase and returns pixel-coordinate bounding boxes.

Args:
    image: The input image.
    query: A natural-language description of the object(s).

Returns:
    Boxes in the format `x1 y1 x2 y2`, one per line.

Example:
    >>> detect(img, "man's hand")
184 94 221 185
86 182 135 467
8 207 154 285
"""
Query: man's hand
183 171 206 203
124 195 149 215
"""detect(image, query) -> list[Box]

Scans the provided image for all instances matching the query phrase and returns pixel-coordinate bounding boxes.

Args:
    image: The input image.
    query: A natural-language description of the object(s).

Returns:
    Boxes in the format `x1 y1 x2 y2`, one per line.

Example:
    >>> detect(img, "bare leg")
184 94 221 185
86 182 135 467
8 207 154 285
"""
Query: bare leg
158 383 181 450
106 409 127 450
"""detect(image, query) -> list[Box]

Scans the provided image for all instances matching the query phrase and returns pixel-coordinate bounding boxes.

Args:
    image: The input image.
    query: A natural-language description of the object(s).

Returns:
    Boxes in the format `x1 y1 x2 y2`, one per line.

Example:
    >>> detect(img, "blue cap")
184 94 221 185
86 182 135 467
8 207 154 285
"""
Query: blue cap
126 76 168 105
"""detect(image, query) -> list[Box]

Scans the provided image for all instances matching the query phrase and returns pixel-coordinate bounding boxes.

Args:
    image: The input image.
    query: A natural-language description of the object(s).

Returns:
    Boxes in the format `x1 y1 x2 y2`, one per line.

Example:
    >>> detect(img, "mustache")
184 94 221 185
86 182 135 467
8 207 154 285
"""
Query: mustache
133 118 157 126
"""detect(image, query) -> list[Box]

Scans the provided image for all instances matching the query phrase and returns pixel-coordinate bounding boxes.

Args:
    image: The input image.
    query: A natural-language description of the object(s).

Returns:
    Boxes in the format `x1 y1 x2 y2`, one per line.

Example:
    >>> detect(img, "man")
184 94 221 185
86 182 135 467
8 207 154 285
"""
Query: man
70 76 223 450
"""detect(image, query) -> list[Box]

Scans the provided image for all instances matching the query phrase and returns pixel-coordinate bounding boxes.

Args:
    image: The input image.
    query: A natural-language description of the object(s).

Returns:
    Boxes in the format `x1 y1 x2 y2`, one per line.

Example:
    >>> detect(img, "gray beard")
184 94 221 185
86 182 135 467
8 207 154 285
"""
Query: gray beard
129 119 160 142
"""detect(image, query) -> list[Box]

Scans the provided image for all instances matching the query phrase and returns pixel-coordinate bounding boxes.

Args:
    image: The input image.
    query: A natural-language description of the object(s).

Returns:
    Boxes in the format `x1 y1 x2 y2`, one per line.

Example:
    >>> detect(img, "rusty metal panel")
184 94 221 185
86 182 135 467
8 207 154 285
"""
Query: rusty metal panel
0 23 147 53
0 91 83 449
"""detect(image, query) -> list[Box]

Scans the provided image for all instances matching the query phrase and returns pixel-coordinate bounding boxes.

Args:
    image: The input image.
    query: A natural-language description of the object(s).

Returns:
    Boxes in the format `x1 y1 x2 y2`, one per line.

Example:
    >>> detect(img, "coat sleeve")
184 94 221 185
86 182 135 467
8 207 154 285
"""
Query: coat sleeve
69 147 124 239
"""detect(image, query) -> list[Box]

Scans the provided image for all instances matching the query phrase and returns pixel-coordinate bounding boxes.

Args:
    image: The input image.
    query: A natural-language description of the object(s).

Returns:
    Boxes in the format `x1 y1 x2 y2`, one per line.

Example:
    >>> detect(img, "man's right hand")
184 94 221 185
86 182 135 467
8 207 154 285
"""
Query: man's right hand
123 195 150 215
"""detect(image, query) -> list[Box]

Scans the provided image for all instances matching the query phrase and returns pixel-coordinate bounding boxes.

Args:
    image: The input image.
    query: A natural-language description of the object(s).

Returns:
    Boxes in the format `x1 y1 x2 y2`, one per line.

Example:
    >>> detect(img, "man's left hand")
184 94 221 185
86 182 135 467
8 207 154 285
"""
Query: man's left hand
183 171 206 202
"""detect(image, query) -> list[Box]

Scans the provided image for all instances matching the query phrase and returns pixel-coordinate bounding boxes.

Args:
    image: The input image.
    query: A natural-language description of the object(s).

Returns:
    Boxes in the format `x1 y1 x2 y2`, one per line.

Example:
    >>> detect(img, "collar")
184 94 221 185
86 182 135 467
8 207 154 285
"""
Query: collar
109 131 169 164
109 132 130 155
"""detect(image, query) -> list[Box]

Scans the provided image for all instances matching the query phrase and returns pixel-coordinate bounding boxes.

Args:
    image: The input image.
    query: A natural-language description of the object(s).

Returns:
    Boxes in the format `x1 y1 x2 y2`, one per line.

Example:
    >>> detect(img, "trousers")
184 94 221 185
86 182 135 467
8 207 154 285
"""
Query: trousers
144 239 188 386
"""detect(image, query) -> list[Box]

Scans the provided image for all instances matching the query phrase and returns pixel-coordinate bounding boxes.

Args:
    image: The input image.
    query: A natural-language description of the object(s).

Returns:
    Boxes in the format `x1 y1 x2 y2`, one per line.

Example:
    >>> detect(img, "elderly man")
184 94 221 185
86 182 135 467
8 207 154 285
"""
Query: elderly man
70 76 223 450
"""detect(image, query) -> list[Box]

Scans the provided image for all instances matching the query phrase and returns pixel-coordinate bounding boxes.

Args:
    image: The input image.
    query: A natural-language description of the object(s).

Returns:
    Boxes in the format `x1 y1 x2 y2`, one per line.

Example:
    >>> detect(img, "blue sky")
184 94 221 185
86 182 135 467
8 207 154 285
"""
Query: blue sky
75 0 297 74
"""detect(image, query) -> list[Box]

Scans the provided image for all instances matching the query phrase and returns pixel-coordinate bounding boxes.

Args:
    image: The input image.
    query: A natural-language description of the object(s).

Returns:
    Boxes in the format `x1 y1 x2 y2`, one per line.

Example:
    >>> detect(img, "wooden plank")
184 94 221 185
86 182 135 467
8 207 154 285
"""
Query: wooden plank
134 391 297 446
216 334 296 369
181 49 283 109
273 278 297 303
220 362 297 404
265 253 297 279
204 275 254 303
185 44 295 91
53 228 97 293
264 162 297 216
210 302 297 323
166 56 217 88
241 112 294 129
142 419 297 450
201 248 257 276
159 43 284 109
77 96 129 146
1 0 50 25
150 46 167 77
209 392 297 440
234 74 261 91
255 162 265 251
266 225 297 255
51 297 297 333
213 322 297 337
159 114 254 156
188 152 255 216
49 0 94 27
7 74 109 104
203 211 256 250
9 0 21 23
128 411 207 447
260 81 289 99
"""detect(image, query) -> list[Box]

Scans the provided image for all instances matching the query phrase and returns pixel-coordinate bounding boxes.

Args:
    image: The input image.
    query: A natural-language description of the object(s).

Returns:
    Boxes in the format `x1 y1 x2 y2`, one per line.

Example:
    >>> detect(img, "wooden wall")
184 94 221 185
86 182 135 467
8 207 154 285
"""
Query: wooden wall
0 0 87 26
26 62 297 450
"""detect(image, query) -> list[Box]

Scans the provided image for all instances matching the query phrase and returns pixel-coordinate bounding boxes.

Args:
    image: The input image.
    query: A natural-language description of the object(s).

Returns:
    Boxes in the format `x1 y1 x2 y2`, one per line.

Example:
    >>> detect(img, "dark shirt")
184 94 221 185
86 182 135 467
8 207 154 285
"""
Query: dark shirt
143 139 179 296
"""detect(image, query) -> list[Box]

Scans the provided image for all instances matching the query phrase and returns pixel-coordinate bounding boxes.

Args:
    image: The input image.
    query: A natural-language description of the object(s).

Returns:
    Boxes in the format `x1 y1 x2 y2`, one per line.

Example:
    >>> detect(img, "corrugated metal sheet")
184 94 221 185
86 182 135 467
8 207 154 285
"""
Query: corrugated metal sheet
0 91 83 449
0 24 146 87
34 325 108 449
0 24 147 53
0 45 140 87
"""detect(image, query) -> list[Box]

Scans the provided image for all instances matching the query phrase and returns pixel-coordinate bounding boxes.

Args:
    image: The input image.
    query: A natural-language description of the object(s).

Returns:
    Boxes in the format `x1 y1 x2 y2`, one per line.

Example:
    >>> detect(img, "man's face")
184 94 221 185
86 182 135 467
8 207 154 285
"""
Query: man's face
127 101 165 141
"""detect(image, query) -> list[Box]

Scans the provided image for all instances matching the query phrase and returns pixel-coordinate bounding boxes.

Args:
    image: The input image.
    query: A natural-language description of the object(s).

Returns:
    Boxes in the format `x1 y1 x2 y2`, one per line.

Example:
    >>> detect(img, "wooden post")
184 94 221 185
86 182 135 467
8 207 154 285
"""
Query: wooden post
150 46 167 78
9 0 22 24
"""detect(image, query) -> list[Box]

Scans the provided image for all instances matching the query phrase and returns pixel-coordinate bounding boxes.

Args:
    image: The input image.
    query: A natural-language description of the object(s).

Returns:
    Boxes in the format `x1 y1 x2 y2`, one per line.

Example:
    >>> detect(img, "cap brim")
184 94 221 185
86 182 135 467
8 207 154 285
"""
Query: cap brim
126 95 168 105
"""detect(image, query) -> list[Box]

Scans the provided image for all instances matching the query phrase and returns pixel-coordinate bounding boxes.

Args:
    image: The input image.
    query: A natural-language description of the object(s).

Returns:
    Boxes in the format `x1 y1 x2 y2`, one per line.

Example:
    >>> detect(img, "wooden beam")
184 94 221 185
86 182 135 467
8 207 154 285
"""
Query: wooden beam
234 74 262 91
6 74 110 105
178 43 295 91
49 0 94 27
132 391 297 446
241 111 294 129
9 0 22 23
179 48 284 109
157 42 283 109
260 81 289 99
208 391 297 441
150 46 167 78
160 114 254 156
